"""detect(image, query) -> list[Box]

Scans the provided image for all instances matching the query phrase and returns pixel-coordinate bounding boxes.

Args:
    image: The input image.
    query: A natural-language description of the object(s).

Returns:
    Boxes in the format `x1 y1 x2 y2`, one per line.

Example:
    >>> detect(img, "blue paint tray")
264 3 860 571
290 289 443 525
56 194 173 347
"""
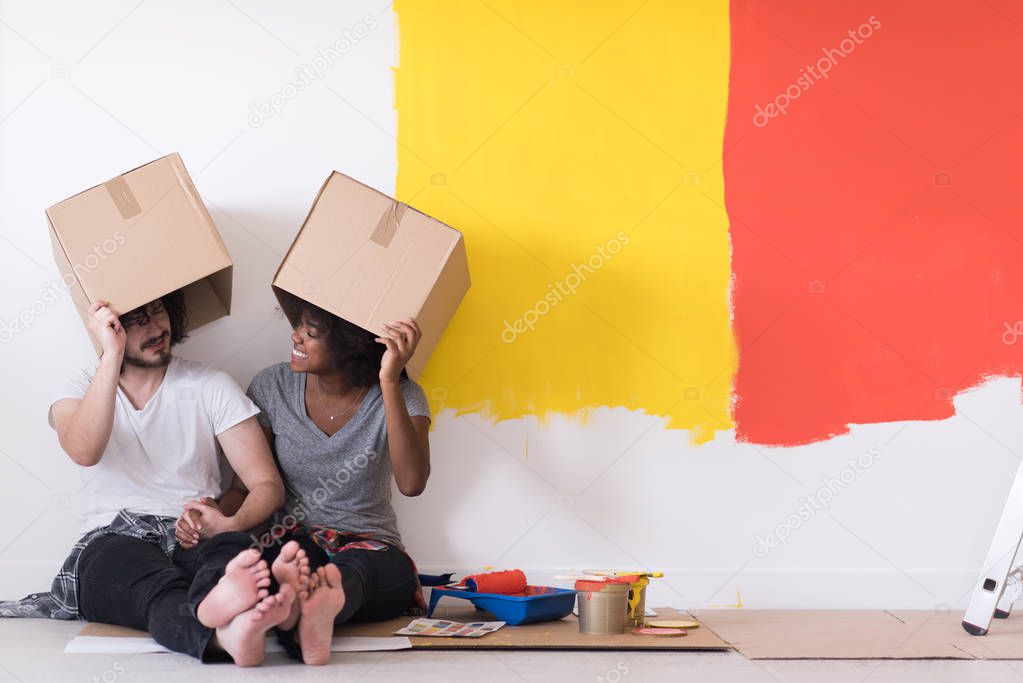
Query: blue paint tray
426 585 577 625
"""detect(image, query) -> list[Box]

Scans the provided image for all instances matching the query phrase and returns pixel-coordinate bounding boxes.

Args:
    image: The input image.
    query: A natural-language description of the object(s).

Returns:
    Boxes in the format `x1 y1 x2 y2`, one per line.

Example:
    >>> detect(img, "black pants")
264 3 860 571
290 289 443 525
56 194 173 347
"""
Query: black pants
77 531 253 662
260 533 416 659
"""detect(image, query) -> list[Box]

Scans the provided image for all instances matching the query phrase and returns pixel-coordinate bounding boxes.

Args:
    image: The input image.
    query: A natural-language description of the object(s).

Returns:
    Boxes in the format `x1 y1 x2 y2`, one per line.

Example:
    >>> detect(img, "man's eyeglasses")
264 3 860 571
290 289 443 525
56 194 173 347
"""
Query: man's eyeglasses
120 303 165 328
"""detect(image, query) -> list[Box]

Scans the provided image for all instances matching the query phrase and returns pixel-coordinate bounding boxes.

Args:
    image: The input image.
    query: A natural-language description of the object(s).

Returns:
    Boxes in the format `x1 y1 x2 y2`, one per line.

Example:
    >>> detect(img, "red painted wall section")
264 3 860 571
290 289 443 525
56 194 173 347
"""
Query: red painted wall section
725 0 1023 445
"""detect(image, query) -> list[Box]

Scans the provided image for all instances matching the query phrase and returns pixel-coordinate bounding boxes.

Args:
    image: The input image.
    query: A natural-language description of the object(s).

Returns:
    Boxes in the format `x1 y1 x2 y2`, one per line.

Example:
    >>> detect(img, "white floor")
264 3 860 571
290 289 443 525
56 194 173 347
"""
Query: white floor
5 619 1023 683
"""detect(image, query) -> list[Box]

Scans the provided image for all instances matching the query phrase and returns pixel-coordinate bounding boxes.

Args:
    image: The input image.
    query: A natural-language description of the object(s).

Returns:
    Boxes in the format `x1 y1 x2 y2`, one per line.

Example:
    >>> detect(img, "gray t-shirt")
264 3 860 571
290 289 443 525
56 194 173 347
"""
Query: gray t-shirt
246 363 431 548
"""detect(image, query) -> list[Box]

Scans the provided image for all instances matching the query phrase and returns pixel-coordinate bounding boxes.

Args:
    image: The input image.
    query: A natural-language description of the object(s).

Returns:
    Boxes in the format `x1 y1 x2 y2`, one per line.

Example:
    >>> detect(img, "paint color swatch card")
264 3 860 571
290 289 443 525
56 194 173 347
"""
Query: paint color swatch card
395 618 505 637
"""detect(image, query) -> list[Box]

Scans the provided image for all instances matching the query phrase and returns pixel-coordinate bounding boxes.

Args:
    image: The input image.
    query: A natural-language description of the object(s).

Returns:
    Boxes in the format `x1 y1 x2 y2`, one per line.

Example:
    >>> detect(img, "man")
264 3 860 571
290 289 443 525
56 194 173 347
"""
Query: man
0 292 308 666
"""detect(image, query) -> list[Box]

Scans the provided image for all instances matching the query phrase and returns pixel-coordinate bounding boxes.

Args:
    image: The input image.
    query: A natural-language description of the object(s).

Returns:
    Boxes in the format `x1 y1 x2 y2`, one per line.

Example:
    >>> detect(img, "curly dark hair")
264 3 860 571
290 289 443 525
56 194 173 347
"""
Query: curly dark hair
276 289 404 387
161 289 189 345
119 288 189 345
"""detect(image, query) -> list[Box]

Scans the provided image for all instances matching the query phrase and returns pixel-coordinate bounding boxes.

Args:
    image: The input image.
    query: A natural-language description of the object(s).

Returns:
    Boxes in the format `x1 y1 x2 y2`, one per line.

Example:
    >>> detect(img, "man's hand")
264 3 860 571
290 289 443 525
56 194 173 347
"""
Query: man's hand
376 317 422 384
174 497 224 548
86 300 126 363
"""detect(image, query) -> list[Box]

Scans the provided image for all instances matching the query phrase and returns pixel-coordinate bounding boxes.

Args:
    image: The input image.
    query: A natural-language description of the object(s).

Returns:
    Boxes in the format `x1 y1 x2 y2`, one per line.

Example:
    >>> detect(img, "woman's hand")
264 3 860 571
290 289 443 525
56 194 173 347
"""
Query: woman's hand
376 318 422 384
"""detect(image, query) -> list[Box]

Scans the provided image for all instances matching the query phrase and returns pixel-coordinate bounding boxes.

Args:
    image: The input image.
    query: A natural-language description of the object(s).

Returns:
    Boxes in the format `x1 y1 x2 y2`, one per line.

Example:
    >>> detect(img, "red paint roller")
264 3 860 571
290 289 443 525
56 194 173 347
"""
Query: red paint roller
462 569 528 595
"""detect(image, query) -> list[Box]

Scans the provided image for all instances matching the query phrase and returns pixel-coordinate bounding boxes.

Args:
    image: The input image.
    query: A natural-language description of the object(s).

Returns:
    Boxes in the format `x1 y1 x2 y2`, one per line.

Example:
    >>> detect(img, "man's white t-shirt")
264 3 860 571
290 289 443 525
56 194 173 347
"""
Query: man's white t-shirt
50 357 260 534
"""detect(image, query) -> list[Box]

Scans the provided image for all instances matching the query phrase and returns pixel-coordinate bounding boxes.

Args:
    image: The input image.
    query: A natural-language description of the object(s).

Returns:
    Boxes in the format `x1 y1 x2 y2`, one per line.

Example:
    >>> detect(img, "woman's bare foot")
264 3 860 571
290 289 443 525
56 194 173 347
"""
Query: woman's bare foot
298 565 345 666
271 540 311 631
197 548 271 628
212 584 295 667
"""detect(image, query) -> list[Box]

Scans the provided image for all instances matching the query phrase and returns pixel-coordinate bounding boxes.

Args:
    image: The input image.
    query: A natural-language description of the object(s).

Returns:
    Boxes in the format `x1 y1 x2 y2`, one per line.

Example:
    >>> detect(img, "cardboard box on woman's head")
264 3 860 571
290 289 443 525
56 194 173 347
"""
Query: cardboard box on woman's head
46 153 233 353
272 171 470 380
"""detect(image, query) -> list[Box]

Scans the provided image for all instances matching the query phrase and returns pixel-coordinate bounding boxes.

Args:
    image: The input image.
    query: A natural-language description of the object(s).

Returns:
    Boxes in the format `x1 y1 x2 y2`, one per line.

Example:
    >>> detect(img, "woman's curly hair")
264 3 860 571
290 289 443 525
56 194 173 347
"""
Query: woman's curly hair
276 289 404 387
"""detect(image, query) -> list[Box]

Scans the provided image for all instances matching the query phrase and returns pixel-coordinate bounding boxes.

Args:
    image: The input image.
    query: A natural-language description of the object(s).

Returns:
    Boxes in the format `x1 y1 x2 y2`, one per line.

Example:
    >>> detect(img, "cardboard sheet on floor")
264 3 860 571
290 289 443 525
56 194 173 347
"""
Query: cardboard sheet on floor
73 606 727 653
345 605 727 650
891 609 1023 660
697 610 1023 659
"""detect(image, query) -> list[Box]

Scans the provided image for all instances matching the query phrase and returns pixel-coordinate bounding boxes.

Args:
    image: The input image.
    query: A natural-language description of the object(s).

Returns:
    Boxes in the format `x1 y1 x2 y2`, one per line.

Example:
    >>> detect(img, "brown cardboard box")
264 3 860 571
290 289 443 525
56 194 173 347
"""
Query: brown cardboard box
46 153 233 352
273 171 470 379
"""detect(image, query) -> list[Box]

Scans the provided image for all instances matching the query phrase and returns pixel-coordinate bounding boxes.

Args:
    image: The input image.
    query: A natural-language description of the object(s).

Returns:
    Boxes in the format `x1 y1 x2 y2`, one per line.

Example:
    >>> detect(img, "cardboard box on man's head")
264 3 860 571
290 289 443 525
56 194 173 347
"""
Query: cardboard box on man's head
273 172 470 380
46 153 233 354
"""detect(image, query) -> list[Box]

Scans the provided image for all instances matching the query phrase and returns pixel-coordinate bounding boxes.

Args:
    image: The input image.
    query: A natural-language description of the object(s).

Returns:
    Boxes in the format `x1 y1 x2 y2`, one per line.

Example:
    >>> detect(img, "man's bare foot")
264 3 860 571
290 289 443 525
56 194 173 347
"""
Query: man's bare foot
212 584 295 667
271 540 311 631
298 565 345 666
197 548 271 628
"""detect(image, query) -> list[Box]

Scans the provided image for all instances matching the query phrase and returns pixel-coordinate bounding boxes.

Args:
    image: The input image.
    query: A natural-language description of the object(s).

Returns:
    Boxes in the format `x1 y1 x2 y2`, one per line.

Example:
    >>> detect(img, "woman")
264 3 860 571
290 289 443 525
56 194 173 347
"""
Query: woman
179 291 431 665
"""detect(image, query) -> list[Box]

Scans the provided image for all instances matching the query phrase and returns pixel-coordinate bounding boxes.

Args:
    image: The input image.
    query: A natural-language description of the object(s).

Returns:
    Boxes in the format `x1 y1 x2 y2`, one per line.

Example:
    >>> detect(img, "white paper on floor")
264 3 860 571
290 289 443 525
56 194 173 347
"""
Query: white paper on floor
64 635 412 655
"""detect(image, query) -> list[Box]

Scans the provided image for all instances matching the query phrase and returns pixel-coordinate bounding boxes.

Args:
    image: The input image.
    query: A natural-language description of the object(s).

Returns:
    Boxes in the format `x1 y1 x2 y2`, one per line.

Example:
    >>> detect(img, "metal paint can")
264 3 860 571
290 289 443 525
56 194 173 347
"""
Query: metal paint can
575 579 631 635
583 569 663 628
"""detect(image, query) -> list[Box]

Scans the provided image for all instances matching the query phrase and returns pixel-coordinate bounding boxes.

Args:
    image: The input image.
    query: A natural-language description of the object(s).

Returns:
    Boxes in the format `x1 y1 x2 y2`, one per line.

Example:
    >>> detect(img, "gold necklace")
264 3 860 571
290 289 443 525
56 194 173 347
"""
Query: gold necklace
315 376 367 421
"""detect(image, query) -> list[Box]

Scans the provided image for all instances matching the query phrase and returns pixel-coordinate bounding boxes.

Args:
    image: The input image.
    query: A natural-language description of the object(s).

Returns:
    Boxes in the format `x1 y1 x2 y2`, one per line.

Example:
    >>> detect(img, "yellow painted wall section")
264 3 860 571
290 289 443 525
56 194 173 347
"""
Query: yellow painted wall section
394 0 735 442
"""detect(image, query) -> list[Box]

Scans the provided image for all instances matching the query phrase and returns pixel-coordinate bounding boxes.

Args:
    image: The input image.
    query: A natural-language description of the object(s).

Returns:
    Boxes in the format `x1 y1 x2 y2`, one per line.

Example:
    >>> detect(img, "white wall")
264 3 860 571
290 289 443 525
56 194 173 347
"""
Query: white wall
1 0 1019 612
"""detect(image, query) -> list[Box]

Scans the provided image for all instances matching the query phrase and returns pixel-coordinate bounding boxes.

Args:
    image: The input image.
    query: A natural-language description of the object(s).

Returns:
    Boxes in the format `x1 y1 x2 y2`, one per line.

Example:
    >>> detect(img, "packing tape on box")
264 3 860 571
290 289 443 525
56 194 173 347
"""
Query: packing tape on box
104 176 142 220
370 201 408 248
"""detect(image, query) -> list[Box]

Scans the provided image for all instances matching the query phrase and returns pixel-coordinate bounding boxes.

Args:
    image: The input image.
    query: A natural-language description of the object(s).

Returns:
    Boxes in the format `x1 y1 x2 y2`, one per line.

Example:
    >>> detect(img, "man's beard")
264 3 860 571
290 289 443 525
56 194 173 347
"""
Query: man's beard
122 332 172 369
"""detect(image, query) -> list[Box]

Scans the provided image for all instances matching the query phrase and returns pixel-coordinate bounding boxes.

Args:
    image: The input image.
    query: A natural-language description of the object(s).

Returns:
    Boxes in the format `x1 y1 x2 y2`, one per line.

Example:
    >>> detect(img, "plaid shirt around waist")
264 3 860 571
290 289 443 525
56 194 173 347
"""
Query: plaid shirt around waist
0 510 177 620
